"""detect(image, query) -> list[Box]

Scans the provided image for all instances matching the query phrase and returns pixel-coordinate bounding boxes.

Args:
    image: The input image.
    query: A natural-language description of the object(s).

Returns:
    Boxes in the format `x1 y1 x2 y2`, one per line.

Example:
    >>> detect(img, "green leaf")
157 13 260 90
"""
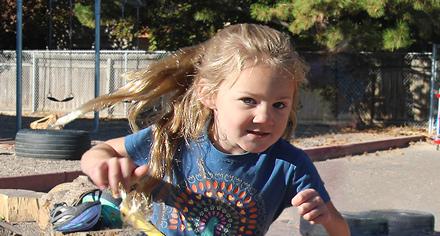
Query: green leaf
194 9 216 23
250 4 273 22
383 21 414 51
322 26 344 50
359 0 386 18
74 3 95 29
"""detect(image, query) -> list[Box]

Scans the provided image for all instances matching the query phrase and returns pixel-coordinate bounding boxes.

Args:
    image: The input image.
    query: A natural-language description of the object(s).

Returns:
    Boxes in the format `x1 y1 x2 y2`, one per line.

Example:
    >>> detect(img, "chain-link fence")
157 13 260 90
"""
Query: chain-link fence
0 50 166 118
300 52 438 128
1 50 438 128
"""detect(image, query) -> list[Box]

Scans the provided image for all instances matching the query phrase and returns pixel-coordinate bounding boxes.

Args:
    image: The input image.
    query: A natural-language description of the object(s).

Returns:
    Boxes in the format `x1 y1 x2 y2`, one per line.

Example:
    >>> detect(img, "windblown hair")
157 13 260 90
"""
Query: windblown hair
63 23 308 189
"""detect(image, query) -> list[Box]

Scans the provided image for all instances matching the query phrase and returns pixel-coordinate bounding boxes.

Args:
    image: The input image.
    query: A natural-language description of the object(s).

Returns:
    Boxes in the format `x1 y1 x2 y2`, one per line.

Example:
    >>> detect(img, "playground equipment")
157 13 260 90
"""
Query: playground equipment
429 44 440 150
45 0 75 103
435 93 440 150
15 0 102 133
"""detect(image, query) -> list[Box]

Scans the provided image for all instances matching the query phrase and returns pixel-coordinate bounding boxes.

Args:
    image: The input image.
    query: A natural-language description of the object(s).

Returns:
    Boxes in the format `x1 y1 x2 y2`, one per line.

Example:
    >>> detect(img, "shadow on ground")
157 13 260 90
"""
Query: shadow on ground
1 114 347 141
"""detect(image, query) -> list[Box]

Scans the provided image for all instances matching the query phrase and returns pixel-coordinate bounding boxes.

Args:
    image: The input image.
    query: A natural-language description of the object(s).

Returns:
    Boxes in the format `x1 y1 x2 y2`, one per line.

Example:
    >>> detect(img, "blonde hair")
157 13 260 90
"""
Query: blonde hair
65 23 308 189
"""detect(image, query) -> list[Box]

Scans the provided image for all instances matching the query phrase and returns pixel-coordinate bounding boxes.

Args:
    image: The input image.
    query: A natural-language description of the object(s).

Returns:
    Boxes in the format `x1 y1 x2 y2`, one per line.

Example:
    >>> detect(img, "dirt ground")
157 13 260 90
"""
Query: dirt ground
0 114 437 235
3 141 439 236
0 114 428 177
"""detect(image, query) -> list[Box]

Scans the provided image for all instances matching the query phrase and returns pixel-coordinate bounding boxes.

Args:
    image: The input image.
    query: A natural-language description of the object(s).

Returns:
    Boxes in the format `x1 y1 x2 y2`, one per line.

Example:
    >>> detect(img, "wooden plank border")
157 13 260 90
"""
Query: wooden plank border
0 171 83 192
304 135 426 162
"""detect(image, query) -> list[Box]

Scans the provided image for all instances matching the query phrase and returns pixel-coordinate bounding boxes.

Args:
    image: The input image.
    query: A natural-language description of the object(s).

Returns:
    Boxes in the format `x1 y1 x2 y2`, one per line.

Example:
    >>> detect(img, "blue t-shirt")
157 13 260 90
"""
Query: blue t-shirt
125 127 330 235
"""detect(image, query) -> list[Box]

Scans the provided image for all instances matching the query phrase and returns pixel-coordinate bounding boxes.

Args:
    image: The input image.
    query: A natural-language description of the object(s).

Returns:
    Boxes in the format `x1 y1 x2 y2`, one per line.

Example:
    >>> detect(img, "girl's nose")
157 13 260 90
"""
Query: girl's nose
253 106 274 125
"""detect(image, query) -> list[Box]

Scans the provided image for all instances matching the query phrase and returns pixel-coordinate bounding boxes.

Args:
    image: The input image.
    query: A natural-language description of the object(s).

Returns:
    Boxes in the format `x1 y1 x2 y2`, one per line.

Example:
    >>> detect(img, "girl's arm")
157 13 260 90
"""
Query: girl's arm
292 189 350 236
81 137 148 196
322 201 350 236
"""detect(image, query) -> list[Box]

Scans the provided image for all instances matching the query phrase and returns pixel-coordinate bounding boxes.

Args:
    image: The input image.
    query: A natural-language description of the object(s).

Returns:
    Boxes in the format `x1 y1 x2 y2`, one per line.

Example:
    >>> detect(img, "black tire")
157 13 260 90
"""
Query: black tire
15 129 91 160
364 209 434 236
299 211 388 236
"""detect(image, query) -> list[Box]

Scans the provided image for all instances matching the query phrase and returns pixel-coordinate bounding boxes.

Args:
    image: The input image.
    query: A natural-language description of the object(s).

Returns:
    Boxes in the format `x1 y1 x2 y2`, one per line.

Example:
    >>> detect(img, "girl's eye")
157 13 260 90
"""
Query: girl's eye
241 97 256 105
273 102 286 109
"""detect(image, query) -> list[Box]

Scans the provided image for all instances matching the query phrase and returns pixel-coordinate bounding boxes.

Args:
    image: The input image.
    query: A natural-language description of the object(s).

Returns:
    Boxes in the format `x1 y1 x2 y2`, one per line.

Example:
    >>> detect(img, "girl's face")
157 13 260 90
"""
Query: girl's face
202 64 295 154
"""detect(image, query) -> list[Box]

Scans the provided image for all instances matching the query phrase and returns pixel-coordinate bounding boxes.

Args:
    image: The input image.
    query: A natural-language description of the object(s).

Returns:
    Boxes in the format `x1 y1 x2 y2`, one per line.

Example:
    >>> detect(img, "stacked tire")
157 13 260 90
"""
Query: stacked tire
15 129 91 160
365 210 435 236
300 212 388 236
300 210 434 236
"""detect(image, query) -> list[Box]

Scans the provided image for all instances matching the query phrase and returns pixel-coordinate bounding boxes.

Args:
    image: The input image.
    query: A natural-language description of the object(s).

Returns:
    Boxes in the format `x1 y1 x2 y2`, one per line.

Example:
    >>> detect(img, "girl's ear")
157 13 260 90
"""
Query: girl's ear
196 80 216 109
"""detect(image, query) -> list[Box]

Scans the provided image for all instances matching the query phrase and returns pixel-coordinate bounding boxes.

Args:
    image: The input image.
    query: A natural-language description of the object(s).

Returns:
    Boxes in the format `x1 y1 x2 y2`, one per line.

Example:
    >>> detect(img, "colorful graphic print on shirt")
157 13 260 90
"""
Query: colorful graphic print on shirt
153 173 267 235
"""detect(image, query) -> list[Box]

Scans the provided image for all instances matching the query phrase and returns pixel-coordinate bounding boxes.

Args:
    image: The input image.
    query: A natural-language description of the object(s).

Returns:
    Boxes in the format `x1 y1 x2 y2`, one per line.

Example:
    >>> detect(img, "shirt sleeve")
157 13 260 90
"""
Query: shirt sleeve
124 126 153 166
286 148 330 207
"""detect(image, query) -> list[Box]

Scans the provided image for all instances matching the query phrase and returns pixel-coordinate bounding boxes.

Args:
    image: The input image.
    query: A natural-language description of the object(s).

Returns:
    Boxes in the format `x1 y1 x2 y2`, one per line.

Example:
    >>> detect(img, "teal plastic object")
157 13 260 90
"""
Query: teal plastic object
81 190 123 228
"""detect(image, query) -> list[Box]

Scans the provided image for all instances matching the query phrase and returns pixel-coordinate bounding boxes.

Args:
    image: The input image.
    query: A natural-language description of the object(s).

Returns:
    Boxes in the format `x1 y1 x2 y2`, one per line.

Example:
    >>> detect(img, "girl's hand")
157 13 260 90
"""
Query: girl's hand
291 188 330 225
80 137 148 197
88 156 148 197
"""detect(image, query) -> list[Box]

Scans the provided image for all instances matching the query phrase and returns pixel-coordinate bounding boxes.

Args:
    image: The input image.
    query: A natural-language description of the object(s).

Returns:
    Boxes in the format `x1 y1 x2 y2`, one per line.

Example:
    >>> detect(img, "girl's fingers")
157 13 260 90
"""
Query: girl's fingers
119 157 137 191
293 189 330 224
302 208 321 222
93 162 109 190
107 157 123 197
133 164 149 180
292 188 318 206
302 205 330 224
87 156 140 196
296 195 324 215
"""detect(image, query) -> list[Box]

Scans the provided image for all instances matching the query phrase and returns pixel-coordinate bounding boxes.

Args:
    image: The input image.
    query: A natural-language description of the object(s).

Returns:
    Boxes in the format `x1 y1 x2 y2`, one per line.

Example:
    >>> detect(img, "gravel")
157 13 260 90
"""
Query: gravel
0 114 427 178
0 116 431 235
0 152 82 178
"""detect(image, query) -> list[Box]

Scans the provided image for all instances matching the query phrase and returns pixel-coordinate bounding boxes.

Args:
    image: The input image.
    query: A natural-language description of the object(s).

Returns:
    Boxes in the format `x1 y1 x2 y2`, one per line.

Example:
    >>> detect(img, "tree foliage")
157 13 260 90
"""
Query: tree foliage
70 0 256 50
2 0 440 51
0 0 48 49
0 0 94 50
137 0 256 50
251 0 440 51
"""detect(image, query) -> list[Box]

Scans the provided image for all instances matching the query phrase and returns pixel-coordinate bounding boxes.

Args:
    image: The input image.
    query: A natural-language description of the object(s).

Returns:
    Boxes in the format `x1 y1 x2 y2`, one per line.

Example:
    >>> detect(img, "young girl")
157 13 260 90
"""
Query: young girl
78 23 350 235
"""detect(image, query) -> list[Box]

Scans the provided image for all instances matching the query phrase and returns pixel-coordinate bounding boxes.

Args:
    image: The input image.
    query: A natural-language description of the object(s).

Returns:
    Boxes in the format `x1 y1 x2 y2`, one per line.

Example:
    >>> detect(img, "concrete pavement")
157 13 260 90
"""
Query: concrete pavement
267 141 440 235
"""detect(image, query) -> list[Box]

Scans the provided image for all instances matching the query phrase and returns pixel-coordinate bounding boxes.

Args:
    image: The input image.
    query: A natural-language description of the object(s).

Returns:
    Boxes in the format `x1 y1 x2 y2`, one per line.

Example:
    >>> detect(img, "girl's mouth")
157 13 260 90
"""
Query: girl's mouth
247 130 269 137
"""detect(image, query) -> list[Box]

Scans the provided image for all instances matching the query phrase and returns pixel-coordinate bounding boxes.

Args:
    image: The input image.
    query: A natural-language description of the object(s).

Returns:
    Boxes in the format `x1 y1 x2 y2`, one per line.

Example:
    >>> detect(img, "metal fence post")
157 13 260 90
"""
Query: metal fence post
124 51 128 115
93 0 101 133
124 51 128 73
106 57 114 116
16 0 23 132
106 57 114 92
429 44 438 134
31 52 39 112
